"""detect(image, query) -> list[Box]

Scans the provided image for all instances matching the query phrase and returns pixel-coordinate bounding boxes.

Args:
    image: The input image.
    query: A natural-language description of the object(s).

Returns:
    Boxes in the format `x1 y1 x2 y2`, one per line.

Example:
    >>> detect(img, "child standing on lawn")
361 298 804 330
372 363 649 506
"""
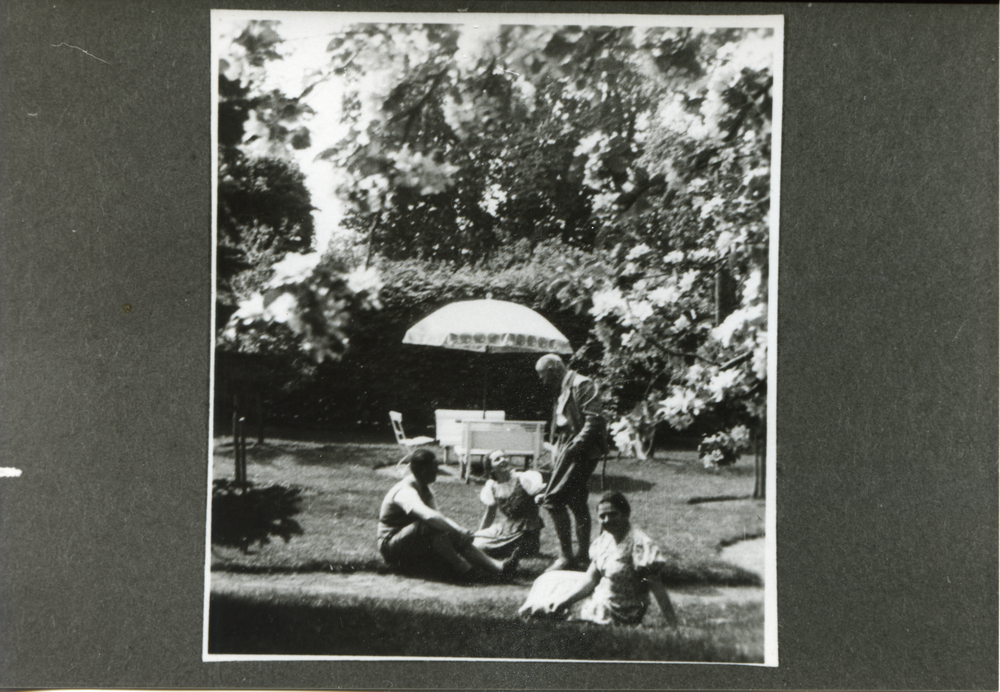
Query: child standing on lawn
377 449 521 582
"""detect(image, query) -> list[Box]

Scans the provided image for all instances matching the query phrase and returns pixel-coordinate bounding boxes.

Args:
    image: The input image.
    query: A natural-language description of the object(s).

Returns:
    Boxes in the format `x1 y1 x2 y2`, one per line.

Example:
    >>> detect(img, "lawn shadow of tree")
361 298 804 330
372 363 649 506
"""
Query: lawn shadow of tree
588 473 655 493
216 441 402 470
208 593 763 661
212 479 304 554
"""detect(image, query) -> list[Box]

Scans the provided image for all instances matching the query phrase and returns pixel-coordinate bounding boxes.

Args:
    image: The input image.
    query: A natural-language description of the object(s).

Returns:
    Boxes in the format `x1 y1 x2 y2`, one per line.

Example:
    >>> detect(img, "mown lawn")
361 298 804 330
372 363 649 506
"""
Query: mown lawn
210 437 764 585
208 435 767 661
209 586 764 661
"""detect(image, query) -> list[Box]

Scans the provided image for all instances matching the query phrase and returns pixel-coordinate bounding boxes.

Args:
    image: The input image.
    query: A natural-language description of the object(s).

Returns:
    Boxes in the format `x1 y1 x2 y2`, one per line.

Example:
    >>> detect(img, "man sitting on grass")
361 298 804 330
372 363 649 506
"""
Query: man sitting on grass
377 448 521 583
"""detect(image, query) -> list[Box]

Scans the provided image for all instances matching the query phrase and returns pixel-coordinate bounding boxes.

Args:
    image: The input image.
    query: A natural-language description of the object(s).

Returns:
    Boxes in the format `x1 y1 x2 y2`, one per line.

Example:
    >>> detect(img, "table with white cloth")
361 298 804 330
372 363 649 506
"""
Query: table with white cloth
457 419 546 482
434 409 506 463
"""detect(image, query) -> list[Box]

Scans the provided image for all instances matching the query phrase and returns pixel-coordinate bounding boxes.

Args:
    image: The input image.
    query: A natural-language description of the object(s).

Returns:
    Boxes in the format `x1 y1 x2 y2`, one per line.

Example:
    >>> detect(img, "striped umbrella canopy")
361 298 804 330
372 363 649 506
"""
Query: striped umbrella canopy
402 298 573 354
403 298 572 410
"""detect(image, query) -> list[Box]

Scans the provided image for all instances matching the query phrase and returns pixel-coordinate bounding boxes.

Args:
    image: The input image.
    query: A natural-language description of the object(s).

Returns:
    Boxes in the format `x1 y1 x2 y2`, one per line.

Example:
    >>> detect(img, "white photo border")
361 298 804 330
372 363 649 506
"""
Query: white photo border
204 9 783 667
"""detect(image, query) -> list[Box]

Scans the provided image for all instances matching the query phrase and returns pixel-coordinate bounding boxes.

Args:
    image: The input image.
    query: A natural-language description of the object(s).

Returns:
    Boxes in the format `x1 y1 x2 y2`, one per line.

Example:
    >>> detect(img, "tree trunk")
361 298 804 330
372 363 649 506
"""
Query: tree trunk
232 394 242 483
255 391 264 445
239 416 248 485
753 423 766 499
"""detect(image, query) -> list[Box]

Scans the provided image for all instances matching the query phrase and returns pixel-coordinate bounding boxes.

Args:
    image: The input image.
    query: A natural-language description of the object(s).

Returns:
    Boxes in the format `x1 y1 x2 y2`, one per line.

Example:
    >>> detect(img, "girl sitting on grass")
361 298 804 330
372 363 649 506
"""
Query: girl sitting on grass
473 450 545 559
518 491 678 627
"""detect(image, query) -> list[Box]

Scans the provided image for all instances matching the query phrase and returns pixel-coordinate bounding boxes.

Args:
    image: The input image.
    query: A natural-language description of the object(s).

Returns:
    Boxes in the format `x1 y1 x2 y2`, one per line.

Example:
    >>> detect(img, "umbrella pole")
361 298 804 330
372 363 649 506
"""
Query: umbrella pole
481 348 489 413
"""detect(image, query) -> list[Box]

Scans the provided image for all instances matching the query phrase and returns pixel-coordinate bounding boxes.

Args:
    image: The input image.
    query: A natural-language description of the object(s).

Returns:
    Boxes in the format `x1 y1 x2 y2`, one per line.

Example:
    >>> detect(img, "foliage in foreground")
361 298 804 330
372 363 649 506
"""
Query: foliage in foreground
216 21 776 477
315 22 774 468
217 22 383 364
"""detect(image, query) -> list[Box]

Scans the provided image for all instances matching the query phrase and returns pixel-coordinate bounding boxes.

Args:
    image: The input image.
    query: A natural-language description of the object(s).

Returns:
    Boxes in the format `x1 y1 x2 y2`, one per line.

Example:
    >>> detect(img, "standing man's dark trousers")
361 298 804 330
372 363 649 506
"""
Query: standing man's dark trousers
540 428 604 568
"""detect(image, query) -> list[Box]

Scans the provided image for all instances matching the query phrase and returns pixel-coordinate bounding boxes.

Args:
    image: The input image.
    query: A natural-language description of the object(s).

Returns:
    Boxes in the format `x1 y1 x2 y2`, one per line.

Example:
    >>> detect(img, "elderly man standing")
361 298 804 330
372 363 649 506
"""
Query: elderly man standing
535 354 608 572
377 448 520 582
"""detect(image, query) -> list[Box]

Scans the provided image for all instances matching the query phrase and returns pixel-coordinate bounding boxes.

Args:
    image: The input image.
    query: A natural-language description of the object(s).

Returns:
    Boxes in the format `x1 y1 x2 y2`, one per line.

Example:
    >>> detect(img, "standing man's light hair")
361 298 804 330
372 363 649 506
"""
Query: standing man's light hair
535 353 565 372
535 354 567 388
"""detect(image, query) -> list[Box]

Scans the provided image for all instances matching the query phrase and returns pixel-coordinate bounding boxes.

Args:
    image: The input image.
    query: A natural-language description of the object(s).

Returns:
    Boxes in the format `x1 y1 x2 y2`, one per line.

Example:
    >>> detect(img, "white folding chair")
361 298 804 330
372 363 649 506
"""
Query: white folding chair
389 411 435 463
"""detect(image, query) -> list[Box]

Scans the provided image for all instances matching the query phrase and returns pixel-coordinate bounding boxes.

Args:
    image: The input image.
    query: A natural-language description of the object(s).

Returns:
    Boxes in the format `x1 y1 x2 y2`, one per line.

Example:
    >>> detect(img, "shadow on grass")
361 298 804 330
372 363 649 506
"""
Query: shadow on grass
719 531 766 548
211 558 760 587
207 592 762 662
216 441 402 470
215 558 393 576
688 494 758 504
288 442 401 469
588 473 655 493
661 559 762 587
212 479 304 553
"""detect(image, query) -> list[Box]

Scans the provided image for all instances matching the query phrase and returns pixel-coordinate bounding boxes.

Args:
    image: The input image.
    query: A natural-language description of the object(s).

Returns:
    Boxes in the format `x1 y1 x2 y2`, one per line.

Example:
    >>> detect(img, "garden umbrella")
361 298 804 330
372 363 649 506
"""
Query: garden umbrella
402 298 572 410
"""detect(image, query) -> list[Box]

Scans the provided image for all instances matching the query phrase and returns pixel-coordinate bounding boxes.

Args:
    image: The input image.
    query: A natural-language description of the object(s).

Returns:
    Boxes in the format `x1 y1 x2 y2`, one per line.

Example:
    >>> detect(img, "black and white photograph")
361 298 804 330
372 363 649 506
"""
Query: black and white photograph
204 10 780 663
1 1 996 689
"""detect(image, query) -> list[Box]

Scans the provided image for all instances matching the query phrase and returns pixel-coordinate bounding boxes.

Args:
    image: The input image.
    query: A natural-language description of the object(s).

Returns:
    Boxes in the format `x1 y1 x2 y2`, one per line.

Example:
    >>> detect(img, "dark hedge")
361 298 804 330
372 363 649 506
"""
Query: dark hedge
214 255 597 437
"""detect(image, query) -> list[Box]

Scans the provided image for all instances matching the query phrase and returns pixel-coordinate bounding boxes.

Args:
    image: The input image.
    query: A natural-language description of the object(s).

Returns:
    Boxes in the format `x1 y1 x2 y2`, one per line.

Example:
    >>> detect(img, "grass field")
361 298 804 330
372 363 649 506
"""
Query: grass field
208 434 767 661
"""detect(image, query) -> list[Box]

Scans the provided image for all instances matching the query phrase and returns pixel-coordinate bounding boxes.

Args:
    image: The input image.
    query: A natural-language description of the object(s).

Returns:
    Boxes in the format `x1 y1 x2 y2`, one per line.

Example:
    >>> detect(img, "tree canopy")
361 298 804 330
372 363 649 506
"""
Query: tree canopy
215 18 777 475
310 22 775 467
217 20 381 363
